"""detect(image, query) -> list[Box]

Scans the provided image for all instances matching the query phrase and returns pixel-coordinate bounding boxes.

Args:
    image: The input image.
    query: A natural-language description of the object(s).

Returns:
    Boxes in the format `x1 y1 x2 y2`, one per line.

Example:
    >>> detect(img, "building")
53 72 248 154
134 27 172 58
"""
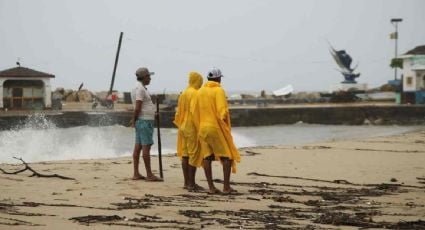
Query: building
399 45 425 104
0 66 55 110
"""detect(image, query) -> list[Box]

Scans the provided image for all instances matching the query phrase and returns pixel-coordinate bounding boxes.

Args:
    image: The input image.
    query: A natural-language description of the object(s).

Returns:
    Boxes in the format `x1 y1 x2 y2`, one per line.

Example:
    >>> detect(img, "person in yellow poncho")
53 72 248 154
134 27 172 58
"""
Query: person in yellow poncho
192 67 241 195
173 71 204 191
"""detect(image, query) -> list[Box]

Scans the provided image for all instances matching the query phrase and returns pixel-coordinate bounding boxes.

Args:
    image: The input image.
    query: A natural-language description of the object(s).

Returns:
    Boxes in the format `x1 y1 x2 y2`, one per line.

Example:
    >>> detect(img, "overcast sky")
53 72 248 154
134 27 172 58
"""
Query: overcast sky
1 0 424 94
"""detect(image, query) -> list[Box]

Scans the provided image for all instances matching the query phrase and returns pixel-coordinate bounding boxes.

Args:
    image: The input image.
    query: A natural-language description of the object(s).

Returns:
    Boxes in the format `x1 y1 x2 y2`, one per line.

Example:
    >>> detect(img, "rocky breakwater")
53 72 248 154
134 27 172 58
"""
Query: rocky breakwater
228 105 425 126
0 111 133 130
1 104 425 130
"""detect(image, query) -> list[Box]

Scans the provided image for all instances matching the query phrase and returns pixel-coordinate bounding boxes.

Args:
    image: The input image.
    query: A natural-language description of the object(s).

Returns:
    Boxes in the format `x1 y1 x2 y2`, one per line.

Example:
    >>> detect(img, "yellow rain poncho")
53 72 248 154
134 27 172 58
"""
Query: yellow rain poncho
173 72 203 167
192 81 241 173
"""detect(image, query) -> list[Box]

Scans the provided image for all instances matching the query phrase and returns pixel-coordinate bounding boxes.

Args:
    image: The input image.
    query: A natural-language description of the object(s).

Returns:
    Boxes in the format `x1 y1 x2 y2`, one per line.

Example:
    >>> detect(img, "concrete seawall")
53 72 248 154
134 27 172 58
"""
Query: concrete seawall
0 105 424 130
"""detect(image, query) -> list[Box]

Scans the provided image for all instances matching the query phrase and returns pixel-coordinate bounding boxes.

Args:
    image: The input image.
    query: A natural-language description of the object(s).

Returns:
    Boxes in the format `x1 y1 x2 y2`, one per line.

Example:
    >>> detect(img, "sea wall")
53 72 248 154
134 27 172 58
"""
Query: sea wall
228 106 425 126
0 105 424 130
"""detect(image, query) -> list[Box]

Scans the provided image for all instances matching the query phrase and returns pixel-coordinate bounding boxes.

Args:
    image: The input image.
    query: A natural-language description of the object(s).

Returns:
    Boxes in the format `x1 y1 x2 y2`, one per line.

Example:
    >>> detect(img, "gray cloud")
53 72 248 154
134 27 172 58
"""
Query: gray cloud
1 0 424 94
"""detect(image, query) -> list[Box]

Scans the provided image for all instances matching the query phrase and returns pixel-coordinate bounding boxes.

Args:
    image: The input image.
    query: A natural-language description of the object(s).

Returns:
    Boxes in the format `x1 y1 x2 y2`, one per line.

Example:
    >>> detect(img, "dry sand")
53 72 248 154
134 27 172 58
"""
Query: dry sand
1 129 425 229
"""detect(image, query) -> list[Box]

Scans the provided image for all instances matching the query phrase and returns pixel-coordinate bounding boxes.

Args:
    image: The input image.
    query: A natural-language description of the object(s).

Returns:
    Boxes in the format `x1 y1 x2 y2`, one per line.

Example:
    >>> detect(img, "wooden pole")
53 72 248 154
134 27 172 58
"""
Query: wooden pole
108 32 123 96
156 99 164 178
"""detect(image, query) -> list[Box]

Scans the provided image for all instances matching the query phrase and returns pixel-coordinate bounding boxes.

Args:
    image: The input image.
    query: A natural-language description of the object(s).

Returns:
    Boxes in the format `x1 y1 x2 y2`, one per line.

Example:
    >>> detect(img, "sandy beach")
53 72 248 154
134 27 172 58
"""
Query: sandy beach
1 129 425 229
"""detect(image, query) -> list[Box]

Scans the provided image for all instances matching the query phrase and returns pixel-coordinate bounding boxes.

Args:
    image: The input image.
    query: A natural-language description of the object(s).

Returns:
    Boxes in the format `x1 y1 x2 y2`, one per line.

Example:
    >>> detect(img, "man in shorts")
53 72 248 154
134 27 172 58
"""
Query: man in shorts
131 67 162 182
194 67 240 194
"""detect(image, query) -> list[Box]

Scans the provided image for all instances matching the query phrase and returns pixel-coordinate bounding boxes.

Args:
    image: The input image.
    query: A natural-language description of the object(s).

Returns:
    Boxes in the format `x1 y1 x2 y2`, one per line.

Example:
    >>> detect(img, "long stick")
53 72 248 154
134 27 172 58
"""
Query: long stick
156 100 164 178
108 32 123 96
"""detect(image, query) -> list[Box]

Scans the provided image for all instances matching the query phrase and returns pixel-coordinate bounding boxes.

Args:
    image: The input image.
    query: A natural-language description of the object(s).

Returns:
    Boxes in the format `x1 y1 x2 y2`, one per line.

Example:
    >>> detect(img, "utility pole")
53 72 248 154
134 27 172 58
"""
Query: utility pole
109 32 124 96
391 18 402 81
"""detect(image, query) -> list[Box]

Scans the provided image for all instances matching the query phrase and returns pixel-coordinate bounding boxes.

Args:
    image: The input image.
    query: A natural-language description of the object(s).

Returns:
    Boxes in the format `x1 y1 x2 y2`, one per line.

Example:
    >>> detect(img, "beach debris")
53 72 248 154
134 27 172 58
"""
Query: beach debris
0 216 44 226
244 150 261 156
69 215 123 225
0 201 113 211
247 172 356 185
111 199 152 210
104 222 199 229
111 194 210 210
387 220 425 229
417 177 425 184
0 157 75 180
314 211 377 228
301 145 332 150
70 212 197 228
390 178 398 182
179 209 296 229
246 197 261 201
130 213 195 225
0 202 56 218
314 211 425 229
246 172 425 189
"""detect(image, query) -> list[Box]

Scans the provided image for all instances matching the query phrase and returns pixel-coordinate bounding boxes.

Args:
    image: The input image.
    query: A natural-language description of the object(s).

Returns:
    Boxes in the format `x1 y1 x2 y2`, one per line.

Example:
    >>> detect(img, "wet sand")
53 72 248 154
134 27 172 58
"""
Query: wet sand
1 130 425 229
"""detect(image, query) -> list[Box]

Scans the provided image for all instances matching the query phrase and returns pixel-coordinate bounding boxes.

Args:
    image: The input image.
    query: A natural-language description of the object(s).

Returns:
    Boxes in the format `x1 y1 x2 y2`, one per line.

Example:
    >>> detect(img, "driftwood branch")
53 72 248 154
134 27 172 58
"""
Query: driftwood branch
0 157 75 180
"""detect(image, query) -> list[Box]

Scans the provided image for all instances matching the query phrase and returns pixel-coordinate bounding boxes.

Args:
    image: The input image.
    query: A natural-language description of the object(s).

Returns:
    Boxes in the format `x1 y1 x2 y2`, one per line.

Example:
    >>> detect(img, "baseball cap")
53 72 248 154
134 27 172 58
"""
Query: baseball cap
207 67 224 79
135 67 155 78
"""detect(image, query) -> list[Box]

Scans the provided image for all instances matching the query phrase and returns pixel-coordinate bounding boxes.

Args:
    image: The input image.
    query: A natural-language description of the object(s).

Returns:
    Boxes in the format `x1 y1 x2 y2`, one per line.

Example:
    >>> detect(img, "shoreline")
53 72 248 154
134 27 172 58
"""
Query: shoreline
1 130 425 229
0 124 422 165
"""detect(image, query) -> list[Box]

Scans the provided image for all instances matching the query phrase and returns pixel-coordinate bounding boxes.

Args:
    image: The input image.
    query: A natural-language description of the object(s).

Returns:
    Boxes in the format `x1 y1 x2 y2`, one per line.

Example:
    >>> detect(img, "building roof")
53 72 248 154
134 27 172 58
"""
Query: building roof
405 45 425 55
0 66 55 78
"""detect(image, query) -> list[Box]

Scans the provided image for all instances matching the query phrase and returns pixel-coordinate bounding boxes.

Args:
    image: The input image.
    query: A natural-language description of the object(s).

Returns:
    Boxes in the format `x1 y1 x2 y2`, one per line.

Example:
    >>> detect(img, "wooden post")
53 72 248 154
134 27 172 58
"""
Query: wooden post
156 99 164 178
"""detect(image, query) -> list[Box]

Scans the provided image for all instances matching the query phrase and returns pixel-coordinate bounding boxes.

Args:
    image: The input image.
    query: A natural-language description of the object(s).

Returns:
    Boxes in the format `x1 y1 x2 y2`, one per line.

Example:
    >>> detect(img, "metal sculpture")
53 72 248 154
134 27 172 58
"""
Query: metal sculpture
329 44 360 83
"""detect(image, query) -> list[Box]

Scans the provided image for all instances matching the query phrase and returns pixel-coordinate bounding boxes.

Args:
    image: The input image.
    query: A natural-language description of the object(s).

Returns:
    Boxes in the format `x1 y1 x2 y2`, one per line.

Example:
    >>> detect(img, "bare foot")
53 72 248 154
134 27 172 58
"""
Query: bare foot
222 187 238 195
207 187 222 195
146 176 163 182
188 184 205 192
132 175 146 180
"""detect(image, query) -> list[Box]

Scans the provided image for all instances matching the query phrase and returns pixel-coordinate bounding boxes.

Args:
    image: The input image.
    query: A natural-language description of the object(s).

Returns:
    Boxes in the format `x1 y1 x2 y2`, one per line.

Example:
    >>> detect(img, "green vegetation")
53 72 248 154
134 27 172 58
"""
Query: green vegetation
390 58 403 69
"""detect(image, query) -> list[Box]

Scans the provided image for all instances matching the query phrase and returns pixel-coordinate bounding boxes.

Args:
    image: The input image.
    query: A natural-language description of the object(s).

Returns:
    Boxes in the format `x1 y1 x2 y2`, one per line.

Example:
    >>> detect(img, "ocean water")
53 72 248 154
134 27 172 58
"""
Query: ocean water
0 115 421 163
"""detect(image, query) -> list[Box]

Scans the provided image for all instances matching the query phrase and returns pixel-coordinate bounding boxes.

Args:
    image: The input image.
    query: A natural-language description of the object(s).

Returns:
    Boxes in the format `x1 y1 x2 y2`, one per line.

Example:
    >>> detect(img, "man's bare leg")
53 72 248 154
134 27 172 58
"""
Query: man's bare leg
182 157 189 189
142 145 162 181
132 144 144 180
187 164 204 190
222 157 236 193
203 156 219 194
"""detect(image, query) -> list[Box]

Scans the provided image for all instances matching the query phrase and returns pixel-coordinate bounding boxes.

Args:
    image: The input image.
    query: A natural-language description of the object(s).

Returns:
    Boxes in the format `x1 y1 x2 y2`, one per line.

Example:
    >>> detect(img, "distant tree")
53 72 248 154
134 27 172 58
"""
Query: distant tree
390 58 403 69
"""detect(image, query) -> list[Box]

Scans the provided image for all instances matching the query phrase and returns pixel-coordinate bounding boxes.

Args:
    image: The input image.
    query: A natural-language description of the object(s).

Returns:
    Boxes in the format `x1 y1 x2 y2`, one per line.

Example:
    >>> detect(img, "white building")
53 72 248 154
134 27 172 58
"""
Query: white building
399 45 425 104
0 66 54 110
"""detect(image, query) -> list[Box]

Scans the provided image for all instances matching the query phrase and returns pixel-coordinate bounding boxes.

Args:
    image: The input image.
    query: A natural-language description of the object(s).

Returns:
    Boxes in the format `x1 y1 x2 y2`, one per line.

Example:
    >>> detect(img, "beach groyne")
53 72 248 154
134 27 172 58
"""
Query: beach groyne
0 105 424 130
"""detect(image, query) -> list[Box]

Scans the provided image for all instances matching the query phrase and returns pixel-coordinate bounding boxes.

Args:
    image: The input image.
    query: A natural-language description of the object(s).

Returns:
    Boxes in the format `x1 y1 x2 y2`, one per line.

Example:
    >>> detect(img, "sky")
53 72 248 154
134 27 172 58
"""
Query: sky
1 0 424 94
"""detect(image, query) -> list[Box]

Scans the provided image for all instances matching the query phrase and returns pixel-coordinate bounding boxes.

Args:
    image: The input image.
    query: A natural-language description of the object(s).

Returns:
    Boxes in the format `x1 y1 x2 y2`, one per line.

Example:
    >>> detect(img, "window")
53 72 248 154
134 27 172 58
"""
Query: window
406 77 413 86
423 75 425 88
3 88 11 97
33 88 43 97
23 88 33 97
